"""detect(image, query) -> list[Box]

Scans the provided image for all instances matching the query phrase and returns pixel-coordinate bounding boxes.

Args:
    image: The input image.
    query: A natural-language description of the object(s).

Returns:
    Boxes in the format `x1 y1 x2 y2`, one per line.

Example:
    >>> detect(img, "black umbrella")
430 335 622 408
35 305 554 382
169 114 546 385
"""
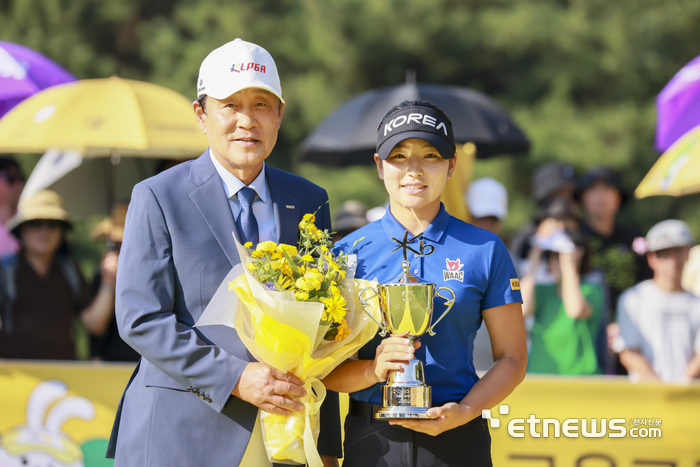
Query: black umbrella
299 82 530 166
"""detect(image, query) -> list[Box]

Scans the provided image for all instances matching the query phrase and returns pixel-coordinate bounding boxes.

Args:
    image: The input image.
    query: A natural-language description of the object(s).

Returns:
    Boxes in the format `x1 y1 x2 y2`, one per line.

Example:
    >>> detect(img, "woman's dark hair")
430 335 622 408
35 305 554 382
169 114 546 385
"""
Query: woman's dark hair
533 199 580 227
377 99 452 130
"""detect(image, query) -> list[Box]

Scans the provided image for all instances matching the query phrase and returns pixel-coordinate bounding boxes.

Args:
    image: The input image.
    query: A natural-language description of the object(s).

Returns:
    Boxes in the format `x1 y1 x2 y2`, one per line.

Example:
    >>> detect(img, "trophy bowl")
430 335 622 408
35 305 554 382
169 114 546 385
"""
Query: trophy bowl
359 276 455 419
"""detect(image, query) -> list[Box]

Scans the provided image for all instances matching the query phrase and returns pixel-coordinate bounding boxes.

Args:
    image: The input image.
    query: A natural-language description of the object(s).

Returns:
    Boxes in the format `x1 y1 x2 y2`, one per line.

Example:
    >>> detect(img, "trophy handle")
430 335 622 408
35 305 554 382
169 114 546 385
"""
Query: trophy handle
428 287 455 336
359 286 388 336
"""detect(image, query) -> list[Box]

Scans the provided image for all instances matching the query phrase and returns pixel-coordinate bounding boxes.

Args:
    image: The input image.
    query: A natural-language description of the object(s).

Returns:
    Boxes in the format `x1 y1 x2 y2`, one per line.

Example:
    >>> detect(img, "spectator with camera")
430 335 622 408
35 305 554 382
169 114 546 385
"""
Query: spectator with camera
522 223 605 375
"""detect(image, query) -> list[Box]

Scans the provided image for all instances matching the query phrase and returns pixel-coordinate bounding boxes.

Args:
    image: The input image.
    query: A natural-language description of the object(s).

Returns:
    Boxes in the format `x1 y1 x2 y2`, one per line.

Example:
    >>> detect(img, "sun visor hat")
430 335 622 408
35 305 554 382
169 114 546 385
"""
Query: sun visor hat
376 106 456 160
6 189 72 235
197 38 284 103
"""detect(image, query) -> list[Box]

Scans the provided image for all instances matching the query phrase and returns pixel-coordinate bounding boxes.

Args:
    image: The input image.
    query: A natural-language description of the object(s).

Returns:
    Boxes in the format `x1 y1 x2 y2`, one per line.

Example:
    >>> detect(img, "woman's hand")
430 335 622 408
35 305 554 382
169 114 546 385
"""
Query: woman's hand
389 402 475 436
371 333 421 382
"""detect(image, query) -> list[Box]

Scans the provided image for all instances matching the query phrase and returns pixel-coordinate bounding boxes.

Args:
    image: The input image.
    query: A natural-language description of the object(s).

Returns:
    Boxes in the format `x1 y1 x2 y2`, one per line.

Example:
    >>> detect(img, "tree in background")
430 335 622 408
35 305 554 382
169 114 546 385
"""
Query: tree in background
2 0 700 242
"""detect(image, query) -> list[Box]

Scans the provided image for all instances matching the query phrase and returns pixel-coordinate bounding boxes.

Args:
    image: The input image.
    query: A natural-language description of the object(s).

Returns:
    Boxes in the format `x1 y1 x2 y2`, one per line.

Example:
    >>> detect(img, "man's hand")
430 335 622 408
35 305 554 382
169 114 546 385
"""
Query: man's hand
232 362 306 415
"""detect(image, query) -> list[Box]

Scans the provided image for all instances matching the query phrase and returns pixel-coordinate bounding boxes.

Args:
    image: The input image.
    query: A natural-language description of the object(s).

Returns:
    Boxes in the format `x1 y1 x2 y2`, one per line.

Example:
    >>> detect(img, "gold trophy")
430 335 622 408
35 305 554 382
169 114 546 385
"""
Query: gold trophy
358 232 455 419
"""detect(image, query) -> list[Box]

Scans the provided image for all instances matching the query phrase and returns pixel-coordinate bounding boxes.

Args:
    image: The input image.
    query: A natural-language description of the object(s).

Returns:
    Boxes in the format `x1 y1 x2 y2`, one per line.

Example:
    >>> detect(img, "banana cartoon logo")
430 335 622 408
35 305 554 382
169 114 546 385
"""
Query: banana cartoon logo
0 380 95 467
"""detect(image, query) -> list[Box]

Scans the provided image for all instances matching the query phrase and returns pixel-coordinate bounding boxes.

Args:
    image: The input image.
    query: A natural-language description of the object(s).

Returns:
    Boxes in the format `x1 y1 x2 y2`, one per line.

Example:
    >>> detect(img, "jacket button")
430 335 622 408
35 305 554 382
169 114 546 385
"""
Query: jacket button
204 397 212 403
186 386 193 392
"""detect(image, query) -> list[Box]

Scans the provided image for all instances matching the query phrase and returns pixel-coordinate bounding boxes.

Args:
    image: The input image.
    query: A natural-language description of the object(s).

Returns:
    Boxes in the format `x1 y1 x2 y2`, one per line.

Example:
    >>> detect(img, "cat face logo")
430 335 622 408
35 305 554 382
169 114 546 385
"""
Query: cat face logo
445 258 463 272
444 258 464 282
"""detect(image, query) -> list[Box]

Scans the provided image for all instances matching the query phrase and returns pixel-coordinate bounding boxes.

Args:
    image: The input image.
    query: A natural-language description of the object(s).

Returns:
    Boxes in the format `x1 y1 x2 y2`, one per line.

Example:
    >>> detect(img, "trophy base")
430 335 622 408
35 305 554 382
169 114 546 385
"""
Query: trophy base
375 406 437 420
377 378 434 420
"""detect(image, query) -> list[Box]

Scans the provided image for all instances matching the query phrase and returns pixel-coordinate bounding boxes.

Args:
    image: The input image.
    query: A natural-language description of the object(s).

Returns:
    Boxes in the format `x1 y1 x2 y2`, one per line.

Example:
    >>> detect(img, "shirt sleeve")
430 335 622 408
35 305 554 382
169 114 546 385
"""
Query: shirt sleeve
613 289 643 352
481 238 523 311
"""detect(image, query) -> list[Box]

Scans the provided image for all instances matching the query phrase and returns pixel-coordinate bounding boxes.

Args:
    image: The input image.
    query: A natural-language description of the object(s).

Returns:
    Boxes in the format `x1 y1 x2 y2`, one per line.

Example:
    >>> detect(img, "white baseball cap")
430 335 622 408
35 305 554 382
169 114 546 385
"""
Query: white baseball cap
196 38 284 103
645 219 694 252
466 177 508 220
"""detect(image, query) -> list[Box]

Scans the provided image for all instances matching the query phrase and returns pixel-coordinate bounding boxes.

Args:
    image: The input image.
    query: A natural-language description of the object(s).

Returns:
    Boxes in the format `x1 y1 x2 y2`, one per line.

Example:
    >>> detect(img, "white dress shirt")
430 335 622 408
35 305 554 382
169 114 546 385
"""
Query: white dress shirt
209 151 277 243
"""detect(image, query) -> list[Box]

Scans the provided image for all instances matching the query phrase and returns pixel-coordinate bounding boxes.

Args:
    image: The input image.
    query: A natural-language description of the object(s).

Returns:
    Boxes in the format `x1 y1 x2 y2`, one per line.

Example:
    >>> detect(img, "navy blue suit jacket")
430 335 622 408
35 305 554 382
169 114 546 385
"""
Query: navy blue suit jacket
107 151 339 466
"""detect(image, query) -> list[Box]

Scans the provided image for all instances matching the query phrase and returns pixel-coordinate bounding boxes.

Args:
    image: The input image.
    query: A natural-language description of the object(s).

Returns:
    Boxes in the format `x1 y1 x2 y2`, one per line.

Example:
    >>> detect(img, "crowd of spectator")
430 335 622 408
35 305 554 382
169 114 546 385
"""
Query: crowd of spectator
0 154 698 383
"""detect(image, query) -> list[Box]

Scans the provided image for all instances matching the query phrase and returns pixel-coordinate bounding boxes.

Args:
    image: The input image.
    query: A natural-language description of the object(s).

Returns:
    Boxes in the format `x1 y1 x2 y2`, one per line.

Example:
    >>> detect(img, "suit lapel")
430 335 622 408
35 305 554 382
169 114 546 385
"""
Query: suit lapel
266 166 300 246
188 153 240 268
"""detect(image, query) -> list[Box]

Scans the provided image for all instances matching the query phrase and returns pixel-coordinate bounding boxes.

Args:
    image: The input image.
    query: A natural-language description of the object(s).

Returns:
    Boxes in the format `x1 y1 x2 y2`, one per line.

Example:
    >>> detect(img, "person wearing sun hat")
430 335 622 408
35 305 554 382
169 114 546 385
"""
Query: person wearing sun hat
107 39 340 467
325 100 527 466
0 190 116 361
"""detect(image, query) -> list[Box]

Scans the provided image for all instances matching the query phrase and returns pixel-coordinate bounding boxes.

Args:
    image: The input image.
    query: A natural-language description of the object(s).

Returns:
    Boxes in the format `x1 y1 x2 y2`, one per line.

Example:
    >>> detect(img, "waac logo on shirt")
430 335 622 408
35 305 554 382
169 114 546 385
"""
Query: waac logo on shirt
230 62 267 73
444 258 464 282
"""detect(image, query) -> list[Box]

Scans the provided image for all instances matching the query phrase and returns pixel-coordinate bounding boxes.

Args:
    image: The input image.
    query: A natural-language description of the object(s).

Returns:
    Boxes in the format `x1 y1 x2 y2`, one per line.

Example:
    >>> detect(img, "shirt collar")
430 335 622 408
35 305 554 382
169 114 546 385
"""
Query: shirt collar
381 203 449 246
209 150 268 203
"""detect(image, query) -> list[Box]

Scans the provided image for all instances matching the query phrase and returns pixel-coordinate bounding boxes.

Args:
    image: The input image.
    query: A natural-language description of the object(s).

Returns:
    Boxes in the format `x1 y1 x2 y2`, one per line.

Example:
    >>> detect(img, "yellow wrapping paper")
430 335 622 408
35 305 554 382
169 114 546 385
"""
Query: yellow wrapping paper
196 239 381 466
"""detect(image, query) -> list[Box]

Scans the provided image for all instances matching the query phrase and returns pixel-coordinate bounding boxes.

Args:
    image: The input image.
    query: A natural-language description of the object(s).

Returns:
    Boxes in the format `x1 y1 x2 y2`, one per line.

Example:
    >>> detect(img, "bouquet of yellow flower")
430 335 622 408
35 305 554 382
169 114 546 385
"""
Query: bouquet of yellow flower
244 214 353 347
195 214 380 467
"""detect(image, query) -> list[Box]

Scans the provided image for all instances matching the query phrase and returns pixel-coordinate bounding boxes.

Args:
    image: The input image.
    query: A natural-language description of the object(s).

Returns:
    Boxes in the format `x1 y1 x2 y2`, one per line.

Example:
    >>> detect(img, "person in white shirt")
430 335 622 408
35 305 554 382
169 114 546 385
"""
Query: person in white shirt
614 219 700 382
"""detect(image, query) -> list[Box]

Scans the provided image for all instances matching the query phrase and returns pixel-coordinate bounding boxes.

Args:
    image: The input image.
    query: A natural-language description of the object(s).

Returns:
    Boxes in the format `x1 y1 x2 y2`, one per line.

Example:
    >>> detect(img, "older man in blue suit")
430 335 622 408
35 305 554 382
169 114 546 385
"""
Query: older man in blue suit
107 39 340 466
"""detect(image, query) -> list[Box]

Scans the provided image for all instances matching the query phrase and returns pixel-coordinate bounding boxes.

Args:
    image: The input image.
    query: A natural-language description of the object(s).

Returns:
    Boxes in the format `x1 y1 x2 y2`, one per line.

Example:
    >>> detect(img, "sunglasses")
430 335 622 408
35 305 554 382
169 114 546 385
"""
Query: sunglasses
24 219 64 230
0 172 25 184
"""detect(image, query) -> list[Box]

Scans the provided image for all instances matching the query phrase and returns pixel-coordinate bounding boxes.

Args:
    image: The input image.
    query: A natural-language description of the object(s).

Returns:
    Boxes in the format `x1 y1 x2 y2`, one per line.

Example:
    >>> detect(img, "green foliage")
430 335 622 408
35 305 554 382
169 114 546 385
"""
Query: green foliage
3 0 700 247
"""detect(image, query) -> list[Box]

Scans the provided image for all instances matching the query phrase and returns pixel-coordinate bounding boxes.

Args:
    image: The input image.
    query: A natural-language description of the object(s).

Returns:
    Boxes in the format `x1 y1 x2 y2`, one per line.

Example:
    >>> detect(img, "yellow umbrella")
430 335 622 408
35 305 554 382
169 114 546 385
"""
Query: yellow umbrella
441 142 476 221
635 125 700 199
0 76 207 158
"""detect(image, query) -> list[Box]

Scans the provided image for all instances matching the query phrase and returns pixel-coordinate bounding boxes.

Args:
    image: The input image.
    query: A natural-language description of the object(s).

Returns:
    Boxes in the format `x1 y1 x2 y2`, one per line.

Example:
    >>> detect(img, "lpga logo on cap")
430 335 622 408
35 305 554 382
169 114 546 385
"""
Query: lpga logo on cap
197 38 284 103
230 62 267 74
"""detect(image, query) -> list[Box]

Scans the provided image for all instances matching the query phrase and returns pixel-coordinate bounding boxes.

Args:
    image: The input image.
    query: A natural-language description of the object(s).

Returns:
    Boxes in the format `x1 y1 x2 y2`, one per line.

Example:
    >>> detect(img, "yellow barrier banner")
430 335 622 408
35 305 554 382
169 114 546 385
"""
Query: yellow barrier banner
490 376 700 467
0 361 134 467
2 362 699 466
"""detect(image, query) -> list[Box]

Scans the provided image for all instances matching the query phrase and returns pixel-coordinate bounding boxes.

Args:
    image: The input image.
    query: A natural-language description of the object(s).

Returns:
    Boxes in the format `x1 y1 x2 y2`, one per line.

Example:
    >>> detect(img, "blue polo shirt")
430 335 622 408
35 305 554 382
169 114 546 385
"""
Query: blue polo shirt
336 204 522 405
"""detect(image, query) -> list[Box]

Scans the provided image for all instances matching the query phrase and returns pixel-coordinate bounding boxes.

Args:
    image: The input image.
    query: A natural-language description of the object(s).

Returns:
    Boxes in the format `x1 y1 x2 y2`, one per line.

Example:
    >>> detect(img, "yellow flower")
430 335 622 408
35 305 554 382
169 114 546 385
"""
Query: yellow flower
271 251 284 260
321 245 329 253
247 262 258 271
296 276 321 292
281 264 294 277
278 275 294 290
251 250 264 258
334 321 352 341
256 241 277 253
244 242 253 248
302 213 316 224
301 254 314 263
270 260 284 271
295 290 309 301
305 270 324 284
321 294 347 323
329 285 340 296
277 244 298 257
